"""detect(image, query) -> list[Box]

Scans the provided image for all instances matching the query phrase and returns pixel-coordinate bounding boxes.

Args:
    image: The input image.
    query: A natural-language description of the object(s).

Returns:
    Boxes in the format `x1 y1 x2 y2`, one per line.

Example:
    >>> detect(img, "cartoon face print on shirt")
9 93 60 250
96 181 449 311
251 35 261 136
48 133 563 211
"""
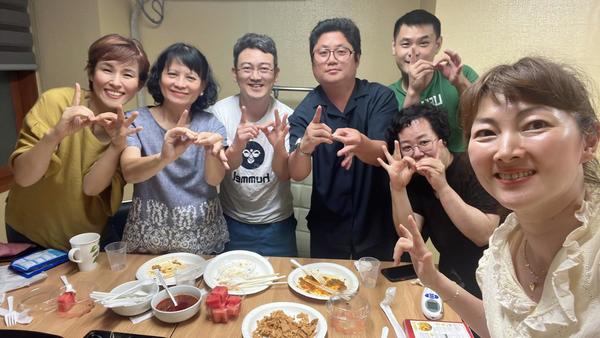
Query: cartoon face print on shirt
241 141 265 169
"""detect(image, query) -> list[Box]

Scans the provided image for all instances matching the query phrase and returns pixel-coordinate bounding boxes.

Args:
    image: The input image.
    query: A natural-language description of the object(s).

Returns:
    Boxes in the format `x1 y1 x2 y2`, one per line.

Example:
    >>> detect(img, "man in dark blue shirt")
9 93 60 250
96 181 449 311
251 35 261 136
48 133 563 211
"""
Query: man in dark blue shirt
288 18 399 260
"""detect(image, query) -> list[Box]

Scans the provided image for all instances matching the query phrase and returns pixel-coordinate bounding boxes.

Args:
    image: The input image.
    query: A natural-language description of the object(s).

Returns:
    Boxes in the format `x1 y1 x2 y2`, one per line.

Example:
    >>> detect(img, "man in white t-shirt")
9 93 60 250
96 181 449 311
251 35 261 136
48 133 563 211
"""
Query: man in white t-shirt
208 33 296 256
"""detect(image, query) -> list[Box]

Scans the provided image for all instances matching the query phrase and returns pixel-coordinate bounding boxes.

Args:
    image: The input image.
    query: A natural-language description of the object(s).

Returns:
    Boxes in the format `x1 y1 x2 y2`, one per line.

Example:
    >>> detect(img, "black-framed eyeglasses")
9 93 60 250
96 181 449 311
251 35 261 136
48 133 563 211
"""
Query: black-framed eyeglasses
236 65 274 76
400 138 438 156
313 47 354 62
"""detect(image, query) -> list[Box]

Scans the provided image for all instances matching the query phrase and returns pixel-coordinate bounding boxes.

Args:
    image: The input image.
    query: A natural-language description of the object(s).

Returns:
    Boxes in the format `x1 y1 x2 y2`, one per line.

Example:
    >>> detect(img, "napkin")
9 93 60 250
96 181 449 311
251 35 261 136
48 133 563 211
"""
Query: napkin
0 265 47 293
130 310 153 324
0 307 33 324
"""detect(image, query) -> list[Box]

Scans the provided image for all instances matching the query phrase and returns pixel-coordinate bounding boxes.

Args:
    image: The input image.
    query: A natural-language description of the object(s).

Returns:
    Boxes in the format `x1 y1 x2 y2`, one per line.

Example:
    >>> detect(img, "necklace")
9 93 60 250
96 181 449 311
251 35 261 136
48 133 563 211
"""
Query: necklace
523 239 544 292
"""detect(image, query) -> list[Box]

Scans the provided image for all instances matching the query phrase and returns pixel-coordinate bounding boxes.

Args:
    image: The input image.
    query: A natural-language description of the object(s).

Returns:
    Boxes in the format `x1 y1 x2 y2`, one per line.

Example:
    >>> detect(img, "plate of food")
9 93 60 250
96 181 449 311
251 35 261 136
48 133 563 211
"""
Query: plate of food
241 302 326 338
135 252 207 286
203 250 275 295
287 262 359 300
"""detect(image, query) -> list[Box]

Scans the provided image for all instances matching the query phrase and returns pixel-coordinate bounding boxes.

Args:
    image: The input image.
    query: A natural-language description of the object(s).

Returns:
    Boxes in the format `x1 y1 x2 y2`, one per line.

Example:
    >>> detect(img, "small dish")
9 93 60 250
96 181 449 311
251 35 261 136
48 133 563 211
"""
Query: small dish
136 252 206 286
151 285 202 323
203 250 274 295
287 262 359 300
241 302 327 338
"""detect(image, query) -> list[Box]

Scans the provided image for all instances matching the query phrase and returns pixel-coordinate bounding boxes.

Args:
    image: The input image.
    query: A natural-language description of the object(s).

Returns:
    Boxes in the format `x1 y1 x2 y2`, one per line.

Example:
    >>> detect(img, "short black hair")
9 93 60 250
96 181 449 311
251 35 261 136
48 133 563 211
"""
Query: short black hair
233 33 278 68
147 43 218 111
393 9 441 40
309 18 361 62
387 103 451 150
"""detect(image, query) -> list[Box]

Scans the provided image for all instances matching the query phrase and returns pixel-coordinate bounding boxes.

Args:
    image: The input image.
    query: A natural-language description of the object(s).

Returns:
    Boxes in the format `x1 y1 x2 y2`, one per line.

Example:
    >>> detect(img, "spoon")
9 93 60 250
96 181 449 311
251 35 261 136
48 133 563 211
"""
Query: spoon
154 269 178 307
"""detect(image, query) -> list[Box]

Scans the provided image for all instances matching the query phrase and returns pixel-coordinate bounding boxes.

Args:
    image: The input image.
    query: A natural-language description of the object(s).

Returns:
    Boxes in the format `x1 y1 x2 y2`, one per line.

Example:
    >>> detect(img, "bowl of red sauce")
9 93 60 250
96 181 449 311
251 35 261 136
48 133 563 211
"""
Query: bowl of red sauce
151 285 202 323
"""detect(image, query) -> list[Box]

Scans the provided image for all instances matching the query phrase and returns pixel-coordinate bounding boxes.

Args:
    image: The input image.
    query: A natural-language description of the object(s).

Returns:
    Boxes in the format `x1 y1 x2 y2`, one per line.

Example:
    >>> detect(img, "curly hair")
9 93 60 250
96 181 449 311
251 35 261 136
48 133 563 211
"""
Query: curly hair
146 43 218 111
387 103 451 151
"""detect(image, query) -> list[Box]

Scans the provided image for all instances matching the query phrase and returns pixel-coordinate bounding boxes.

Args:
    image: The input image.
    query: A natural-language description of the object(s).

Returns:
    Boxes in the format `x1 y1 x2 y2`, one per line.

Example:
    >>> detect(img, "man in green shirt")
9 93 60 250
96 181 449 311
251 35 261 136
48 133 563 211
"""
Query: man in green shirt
390 9 477 152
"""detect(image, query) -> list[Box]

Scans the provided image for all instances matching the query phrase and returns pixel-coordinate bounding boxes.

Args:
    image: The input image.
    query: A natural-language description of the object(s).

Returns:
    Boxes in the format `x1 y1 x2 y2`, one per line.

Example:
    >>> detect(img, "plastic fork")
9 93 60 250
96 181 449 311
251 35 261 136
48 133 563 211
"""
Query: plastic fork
5 295 17 327
60 275 76 294
290 259 327 285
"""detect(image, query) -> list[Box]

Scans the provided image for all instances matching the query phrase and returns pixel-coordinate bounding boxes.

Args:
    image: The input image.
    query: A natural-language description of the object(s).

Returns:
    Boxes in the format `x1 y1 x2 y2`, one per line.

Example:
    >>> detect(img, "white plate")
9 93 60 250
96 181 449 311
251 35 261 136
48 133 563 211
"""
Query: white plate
287 262 360 300
135 252 206 286
203 250 275 295
241 302 327 338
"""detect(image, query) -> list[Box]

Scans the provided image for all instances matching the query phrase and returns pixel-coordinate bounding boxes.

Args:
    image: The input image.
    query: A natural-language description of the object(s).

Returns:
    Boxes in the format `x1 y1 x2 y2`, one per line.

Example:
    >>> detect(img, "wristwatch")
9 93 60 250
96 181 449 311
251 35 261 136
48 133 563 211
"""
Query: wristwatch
295 138 312 156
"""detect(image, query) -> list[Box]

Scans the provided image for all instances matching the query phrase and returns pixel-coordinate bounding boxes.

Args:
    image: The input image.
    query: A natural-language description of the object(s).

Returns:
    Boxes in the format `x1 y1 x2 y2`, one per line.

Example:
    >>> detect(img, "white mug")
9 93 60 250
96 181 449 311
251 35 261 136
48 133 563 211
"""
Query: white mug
68 232 100 272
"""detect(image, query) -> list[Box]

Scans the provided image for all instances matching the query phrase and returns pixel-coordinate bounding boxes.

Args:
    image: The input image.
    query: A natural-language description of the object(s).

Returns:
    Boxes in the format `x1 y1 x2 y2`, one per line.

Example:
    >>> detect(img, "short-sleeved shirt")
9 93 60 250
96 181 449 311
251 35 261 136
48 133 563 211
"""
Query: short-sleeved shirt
288 78 399 260
389 66 478 152
122 106 229 255
407 152 502 297
208 95 294 224
5 87 124 250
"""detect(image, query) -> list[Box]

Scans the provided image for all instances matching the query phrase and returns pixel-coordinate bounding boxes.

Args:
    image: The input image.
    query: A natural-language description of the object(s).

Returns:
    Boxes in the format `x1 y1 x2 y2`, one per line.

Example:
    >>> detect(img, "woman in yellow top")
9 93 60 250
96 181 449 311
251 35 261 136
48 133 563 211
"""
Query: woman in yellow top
5 34 150 250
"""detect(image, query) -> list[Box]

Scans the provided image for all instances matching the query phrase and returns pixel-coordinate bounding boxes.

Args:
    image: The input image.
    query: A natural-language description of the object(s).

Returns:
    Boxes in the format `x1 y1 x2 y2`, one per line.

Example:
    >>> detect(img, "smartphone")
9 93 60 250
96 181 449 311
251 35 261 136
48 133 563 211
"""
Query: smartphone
381 264 418 282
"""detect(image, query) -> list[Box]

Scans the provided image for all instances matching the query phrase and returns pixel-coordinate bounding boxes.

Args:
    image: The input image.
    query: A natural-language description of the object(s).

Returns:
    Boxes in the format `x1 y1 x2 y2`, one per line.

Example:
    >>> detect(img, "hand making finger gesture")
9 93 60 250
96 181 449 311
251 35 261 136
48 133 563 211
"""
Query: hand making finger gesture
94 106 142 150
232 105 261 150
160 109 197 163
415 139 448 192
53 83 96 140
377 141 417 191
260 108 289 151
299 105 333 154
407 48 435 95
195 132 229 170
332 127 362 170
393 215 439 288
434 49 464 85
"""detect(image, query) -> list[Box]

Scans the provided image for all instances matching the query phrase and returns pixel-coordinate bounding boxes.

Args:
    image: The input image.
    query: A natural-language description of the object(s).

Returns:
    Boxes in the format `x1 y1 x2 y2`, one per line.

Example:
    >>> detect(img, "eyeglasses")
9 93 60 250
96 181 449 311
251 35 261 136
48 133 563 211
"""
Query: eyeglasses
236 65 274 76
400 138 438 156
313 47 354 63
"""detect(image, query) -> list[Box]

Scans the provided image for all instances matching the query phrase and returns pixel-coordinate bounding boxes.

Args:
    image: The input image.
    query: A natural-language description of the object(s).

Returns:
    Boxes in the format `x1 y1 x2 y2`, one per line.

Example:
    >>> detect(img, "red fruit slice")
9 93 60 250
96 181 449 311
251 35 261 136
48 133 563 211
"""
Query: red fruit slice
205 293 223 309
57 292 76 312
226 295 242 306
211 306 229 323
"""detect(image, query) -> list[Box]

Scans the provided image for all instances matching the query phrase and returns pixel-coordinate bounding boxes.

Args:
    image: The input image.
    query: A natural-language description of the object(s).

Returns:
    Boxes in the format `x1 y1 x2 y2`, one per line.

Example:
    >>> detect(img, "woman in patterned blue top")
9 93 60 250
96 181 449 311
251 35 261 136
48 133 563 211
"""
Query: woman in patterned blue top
120 43 230 254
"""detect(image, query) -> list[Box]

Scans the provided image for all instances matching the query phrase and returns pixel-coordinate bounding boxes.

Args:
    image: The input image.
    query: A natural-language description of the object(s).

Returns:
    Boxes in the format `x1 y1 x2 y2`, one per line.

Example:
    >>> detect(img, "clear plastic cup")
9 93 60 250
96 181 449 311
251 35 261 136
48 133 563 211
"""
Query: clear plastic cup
357 257 381 288
326 292 370 336
104 241 127 271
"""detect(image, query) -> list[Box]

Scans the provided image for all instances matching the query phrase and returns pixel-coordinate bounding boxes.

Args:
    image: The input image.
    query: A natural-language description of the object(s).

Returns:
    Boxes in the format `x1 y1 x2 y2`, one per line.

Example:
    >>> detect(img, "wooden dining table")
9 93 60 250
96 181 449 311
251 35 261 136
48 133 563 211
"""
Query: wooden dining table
3 253 462 338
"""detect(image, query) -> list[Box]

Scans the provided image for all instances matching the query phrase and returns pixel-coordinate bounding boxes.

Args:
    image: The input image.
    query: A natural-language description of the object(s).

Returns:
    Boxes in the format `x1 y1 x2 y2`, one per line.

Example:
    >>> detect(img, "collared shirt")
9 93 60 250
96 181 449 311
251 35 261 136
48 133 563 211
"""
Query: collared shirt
477 183 600 337
288 78 398 259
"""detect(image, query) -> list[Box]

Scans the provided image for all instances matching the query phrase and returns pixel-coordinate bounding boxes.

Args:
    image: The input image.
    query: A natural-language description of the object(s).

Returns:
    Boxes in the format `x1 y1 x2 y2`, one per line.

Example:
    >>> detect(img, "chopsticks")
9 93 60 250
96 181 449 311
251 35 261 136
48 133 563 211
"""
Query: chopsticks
218 273 287 290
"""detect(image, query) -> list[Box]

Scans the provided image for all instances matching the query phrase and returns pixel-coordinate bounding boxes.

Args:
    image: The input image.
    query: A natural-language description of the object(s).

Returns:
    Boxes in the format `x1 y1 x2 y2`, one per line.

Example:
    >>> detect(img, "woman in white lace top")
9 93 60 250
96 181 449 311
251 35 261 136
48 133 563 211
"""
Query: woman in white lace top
390 57 600 337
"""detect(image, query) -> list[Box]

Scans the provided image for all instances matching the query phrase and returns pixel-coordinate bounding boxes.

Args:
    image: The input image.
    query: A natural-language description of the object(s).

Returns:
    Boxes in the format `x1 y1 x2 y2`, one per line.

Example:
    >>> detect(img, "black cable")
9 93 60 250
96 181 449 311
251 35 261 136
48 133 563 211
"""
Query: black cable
137 0 164 25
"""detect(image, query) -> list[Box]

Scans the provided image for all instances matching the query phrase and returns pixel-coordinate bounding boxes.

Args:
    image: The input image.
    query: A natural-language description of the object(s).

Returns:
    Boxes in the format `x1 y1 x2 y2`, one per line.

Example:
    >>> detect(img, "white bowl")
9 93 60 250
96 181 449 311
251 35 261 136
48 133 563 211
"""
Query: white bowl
110 280 159 316
151 285 202 323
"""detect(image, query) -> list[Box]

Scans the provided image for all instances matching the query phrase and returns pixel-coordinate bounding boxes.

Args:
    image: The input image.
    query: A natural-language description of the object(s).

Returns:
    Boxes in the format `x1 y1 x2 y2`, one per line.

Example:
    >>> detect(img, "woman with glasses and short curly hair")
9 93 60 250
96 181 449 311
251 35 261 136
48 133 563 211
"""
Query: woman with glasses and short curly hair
378 103 503 299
